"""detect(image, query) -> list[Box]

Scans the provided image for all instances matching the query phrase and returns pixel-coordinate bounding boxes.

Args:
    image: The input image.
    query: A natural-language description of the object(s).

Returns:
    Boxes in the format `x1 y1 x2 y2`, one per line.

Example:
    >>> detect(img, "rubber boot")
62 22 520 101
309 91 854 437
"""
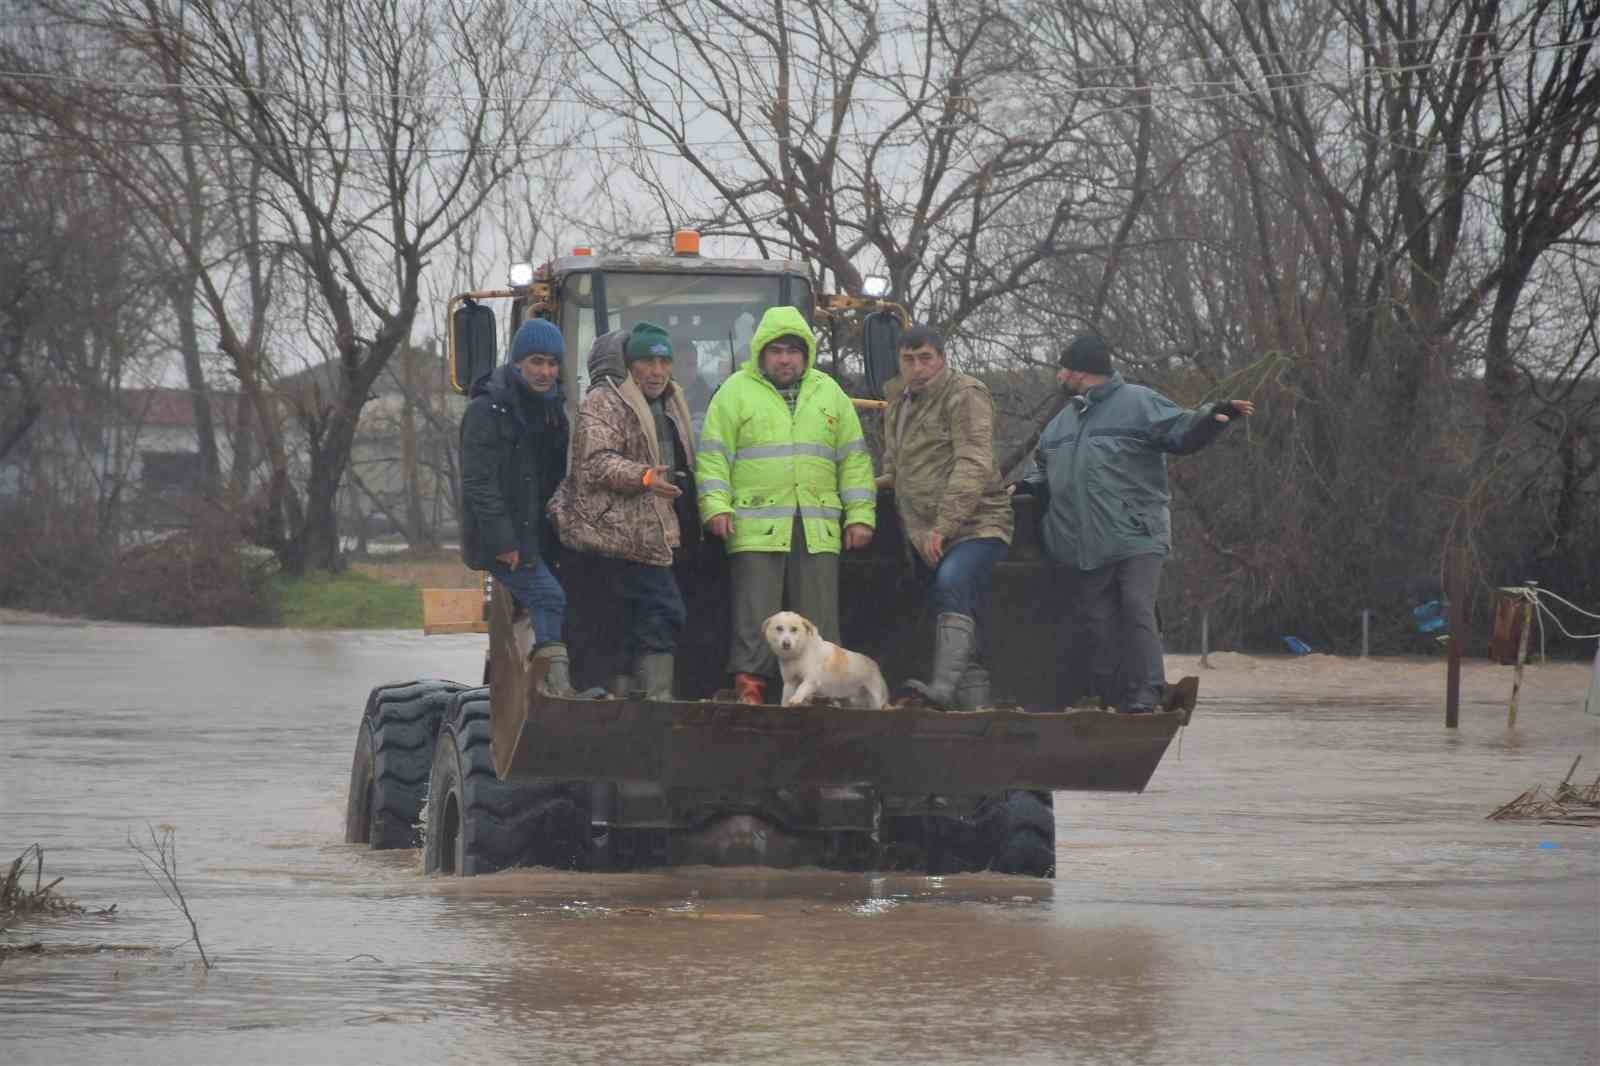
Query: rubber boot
608 672 637 698
530 641 576 697
733 672 766 706
1091 671 1116 711
636 652 675 701
953 662 991 711
902 612 977 711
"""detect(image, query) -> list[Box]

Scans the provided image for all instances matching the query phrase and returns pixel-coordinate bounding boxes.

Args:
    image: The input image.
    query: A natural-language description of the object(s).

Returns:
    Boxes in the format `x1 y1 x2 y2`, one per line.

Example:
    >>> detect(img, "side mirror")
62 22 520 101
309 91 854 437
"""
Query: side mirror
861 310 901 399
452 299 497 393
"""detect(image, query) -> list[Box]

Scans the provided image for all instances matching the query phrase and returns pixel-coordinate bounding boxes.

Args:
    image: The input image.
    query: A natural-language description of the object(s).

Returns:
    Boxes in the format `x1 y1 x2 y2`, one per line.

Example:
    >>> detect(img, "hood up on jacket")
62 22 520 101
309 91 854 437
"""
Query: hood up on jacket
742 305 817 376
587 329 629 389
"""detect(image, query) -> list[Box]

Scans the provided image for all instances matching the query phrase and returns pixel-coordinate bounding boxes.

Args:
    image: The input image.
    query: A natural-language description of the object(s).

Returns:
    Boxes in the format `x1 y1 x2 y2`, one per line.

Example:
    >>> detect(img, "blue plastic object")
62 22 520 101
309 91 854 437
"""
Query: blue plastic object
1282 636 1312 655
1413 600 1448 634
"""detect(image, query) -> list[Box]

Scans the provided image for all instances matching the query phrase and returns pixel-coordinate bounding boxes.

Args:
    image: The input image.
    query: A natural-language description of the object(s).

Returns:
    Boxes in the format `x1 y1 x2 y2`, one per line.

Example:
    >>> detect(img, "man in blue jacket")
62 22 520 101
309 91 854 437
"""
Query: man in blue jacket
1017 334 1254 712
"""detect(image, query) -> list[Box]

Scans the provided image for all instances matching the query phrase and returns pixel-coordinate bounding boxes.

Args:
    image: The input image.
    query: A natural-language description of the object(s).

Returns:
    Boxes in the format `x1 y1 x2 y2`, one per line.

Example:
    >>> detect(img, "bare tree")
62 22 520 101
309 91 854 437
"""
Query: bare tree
0 124 166 546
138 0 566 570
1474 0 1600 445
574 0 1119 338
1 9 285 527
7 0 569 571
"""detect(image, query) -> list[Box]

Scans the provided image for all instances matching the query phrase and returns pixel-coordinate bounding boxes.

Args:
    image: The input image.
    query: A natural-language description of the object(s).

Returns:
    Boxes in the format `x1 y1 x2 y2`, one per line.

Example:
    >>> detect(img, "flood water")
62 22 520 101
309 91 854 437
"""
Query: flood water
2 622 1597 1064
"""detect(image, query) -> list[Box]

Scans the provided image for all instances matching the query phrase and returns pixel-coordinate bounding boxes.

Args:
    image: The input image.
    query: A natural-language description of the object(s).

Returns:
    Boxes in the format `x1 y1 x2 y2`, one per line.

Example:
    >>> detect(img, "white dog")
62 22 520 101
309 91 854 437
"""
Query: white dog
762 611 890 710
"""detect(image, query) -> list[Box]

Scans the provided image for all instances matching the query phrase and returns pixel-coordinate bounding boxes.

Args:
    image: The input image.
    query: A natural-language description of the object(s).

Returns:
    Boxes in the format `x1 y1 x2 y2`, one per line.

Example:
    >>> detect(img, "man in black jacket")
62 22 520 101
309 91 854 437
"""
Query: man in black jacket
459 316 574 693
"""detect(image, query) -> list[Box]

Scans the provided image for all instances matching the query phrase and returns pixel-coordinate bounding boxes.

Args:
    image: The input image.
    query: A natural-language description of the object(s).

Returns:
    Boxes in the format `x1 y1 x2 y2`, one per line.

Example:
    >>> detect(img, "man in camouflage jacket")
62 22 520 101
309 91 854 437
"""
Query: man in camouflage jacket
548 323 696 699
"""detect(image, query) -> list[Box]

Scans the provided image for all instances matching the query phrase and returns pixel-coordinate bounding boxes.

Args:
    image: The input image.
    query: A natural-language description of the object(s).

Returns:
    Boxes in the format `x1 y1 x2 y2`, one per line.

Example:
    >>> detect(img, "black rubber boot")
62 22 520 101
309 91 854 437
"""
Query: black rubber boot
903 613 977 711
635 652 675 701
530 642 576 697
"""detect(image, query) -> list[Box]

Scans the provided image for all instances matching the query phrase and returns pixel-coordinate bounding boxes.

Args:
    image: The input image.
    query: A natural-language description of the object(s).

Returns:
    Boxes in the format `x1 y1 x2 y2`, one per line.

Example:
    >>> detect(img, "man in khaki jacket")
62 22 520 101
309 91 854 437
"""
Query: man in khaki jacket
877 325 1013 709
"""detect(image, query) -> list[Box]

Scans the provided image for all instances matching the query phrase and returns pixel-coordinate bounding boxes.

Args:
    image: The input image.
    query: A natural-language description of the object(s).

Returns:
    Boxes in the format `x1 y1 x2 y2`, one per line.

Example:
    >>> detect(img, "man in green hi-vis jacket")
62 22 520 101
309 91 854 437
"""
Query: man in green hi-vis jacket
696 305 877 705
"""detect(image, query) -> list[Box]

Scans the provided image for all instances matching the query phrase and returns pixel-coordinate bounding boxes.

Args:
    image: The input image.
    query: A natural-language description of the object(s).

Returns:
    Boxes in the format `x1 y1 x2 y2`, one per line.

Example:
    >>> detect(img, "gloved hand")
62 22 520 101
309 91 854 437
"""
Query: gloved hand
1210 399 1256 421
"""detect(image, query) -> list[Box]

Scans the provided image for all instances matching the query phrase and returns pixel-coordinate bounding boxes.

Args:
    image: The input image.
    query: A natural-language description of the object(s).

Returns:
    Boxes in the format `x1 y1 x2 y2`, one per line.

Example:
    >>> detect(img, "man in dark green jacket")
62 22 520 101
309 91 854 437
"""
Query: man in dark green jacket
1017 334 1254 711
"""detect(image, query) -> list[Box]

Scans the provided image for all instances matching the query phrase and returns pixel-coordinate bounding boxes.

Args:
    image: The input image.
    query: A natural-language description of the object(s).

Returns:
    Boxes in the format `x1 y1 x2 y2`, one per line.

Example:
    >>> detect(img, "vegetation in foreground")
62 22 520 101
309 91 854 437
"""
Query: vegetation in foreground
2 845 94 931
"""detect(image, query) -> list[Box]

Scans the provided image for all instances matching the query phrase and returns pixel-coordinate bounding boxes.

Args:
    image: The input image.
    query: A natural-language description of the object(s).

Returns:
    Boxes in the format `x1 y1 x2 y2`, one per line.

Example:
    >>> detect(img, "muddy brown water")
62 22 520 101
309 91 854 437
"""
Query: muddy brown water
2 622 1596 1064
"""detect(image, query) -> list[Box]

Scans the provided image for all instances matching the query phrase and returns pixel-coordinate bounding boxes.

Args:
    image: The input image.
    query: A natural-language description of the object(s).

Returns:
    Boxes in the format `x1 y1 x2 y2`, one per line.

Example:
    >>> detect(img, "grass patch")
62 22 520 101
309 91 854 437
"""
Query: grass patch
352 552 477 589
270 569 422 629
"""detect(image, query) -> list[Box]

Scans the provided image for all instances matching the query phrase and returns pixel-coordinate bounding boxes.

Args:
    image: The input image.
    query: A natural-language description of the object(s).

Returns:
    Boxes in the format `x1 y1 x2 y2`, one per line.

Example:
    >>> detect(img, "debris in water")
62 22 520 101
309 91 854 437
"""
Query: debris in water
2 845 89 926
0 942 156 963
1487 756 1600 826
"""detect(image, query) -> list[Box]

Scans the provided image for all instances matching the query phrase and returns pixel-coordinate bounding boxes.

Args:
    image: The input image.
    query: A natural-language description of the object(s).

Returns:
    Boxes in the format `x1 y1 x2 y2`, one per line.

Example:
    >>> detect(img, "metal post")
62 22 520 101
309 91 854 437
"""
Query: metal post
1361 609 1371 659
1508 593 1534 730
1528 581 1545 664
1200 610 1210 668
1445 548 1464 729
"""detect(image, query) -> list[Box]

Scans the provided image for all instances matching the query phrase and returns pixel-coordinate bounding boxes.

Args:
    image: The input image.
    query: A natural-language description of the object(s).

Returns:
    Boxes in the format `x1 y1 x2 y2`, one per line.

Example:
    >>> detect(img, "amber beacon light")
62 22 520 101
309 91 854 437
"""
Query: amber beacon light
673 229 701 257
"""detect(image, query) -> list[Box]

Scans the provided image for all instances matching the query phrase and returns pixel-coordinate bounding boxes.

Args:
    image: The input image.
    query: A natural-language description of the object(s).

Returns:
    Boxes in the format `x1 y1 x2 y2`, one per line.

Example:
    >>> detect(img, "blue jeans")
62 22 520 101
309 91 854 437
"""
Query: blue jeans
489 559 566 644
922 537 1008 619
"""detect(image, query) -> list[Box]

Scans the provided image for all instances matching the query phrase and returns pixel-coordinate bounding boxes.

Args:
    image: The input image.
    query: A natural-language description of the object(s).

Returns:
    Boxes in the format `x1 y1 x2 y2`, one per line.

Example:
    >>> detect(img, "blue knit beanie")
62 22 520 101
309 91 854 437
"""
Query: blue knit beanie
509 317 565 363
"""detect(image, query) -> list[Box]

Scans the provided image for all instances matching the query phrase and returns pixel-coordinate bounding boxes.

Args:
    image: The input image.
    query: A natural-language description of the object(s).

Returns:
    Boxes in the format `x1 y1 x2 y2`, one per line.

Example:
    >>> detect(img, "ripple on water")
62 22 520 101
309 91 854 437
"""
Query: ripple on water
2 623 1596 1066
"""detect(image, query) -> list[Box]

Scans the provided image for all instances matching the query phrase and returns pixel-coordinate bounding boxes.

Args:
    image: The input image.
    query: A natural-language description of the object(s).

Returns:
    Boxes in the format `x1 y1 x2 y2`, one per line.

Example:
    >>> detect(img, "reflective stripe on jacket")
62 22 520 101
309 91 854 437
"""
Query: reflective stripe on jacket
695 305 876 554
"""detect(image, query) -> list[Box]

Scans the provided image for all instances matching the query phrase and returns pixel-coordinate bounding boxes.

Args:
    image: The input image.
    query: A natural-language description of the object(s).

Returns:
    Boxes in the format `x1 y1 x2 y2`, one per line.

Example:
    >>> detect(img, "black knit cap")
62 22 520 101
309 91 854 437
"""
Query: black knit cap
1060 333 1112 374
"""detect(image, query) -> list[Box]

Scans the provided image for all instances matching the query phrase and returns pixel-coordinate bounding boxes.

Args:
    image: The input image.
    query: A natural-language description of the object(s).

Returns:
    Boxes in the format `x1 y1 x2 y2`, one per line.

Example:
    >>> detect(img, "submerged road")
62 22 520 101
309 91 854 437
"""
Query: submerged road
2 622 1596 1064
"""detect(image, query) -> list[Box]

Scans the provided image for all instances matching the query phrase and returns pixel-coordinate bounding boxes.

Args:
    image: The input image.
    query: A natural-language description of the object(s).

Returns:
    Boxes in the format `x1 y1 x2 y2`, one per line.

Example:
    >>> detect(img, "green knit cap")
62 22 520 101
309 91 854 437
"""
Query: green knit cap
624 321 674 364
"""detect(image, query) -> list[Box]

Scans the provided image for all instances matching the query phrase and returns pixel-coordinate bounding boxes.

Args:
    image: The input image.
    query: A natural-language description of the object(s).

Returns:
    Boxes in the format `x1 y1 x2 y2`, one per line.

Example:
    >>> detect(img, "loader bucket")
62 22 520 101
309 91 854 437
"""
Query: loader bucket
486 579 1197 796
493 694 1188 796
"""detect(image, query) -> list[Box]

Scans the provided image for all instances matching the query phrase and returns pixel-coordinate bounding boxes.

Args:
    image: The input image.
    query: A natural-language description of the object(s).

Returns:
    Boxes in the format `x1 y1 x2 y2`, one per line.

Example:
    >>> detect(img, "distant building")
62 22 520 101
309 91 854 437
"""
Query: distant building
2 344 466 549
0 385 247 520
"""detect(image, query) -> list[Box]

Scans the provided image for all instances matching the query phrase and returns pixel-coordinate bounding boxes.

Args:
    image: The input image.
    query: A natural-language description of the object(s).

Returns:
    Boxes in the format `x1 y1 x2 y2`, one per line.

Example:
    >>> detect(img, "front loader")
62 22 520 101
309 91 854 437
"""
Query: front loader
343 233 1197 877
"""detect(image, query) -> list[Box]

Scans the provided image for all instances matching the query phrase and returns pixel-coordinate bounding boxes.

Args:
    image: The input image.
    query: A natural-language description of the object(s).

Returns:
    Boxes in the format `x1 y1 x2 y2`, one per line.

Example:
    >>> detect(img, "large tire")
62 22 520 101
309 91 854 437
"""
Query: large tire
884 790 1056 878
422 687 592 876
345 679 464 849
971 790 1056 877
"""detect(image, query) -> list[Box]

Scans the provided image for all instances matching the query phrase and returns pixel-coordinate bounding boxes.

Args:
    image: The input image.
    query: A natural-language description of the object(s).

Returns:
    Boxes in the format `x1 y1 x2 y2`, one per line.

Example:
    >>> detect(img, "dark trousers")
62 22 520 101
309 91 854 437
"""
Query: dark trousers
596 558 686 660
489 559 565 643
727 518 839 677
1055 553 1167 709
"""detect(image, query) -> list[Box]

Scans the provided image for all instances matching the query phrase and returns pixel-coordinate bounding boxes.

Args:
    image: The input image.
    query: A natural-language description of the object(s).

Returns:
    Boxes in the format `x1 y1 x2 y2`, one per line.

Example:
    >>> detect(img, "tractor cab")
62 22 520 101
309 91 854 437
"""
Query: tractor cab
448 233 902 437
